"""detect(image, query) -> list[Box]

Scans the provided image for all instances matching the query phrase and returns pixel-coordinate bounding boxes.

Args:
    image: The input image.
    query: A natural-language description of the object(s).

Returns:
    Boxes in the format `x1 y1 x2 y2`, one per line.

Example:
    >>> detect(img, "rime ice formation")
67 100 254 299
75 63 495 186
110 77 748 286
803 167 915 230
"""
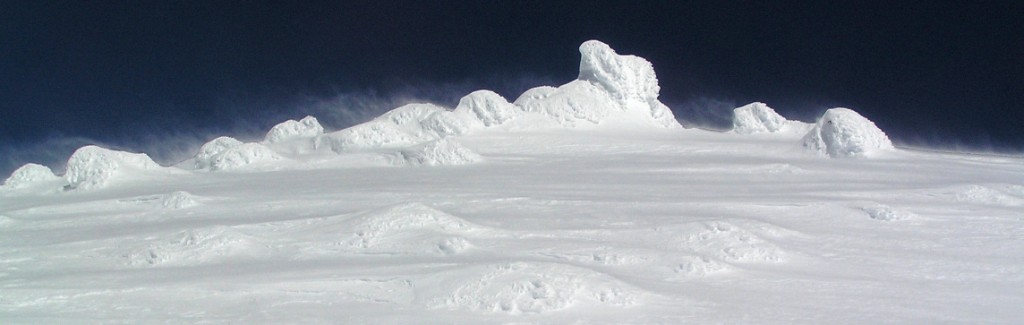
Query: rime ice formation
64 145 162 190
803 108 894 158
401 139 483 166
733 102 787 134
2 163 58 189
516 40 679 128
194 137 281 171
264 116 325 144
452 90 519 127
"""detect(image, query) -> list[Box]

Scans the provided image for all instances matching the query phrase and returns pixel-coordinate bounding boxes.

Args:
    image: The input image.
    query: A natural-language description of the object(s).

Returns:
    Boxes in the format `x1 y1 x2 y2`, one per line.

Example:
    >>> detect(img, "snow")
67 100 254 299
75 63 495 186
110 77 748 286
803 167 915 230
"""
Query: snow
802 107 894 158
264 116 324 144
1 163 58 189
193 136 282 171
733 102 787 134
452 90 519 127
400 138 482 166
63 145 162 190
2 40 1023 323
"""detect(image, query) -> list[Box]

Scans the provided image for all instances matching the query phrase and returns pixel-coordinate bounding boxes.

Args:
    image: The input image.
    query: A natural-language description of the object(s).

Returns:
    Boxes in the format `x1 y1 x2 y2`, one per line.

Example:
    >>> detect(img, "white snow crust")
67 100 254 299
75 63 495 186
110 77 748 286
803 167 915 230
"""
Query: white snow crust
2 40 1022 323
264 116 324 143
803 108 894 158
64 145 162 190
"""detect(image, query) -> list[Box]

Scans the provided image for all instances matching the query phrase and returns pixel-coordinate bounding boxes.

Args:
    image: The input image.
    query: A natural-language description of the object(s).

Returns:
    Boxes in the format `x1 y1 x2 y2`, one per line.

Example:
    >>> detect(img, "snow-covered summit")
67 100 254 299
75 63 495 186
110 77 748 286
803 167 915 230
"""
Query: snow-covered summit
265 116 324 144
64 145 163 190
802 108 894 158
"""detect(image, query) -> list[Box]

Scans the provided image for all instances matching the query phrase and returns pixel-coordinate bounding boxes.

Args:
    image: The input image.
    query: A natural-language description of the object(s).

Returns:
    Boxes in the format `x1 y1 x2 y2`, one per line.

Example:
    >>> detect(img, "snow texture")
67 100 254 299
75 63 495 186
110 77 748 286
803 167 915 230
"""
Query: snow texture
733 102 787 134
319 103 477 153
264 116 324 144
453 90 519 127
5 40 1023 323
194 136 281 171
400 139 483 166
64 145 162 190
803 108 894 158
2 163 58 189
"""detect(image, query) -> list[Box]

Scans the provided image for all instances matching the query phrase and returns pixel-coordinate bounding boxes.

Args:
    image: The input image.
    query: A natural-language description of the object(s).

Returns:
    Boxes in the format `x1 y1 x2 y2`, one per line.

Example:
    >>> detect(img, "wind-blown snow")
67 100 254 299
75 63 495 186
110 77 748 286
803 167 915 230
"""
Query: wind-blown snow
2 40 1022 323
802 108 894 158
264 116 324 144
64 145 162 190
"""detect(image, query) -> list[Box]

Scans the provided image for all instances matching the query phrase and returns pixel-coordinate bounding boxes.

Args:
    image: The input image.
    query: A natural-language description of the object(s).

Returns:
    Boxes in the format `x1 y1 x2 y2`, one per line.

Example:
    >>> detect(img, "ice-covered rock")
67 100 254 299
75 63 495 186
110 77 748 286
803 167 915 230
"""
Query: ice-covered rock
453 90 519 127
64 145 162 190
803 108 894 158
513 41 679 129
194 137 281 171
576 40 679 128
733 102 787 134
401 139 483 166
2 163 58 189
264 116 324 144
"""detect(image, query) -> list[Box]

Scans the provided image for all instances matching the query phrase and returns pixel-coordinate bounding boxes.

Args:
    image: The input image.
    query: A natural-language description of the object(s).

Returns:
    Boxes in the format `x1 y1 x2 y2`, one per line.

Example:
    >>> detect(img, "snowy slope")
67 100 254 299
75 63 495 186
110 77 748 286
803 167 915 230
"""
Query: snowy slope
1 41 1022 323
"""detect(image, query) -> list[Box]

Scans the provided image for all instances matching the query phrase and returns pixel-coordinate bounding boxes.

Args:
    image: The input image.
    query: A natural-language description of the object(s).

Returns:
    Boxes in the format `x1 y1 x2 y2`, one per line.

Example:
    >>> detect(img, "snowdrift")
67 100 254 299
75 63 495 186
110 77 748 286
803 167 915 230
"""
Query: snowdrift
64 145 163 190
802 108 894 158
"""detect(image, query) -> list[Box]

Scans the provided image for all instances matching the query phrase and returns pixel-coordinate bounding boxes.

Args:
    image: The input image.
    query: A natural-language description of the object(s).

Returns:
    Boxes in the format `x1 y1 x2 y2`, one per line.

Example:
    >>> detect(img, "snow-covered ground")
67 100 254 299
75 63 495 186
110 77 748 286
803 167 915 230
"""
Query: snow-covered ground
2 41 1022 323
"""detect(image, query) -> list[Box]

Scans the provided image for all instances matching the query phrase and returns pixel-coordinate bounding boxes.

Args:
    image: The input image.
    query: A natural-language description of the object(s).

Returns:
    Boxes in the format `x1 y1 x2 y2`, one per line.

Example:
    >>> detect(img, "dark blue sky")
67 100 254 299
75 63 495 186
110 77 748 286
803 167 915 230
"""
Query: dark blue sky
2 1 1022 176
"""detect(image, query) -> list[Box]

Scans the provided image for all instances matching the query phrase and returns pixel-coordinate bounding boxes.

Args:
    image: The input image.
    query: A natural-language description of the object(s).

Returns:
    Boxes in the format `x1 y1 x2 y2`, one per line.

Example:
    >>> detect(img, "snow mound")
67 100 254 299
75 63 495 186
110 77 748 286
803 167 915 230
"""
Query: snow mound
732 102 787 134
194 137 281 171
2 163 58 189
453 90 519 127
338 203 487 255
125 226 264 266
802 108 894 158
861 204 916 221
319 103 478 153
678 221 786 263
955 185 1024 206
161 191 199 209
401 139 482 166
64 146 162 190
264 116 324 144
434 262 641 314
